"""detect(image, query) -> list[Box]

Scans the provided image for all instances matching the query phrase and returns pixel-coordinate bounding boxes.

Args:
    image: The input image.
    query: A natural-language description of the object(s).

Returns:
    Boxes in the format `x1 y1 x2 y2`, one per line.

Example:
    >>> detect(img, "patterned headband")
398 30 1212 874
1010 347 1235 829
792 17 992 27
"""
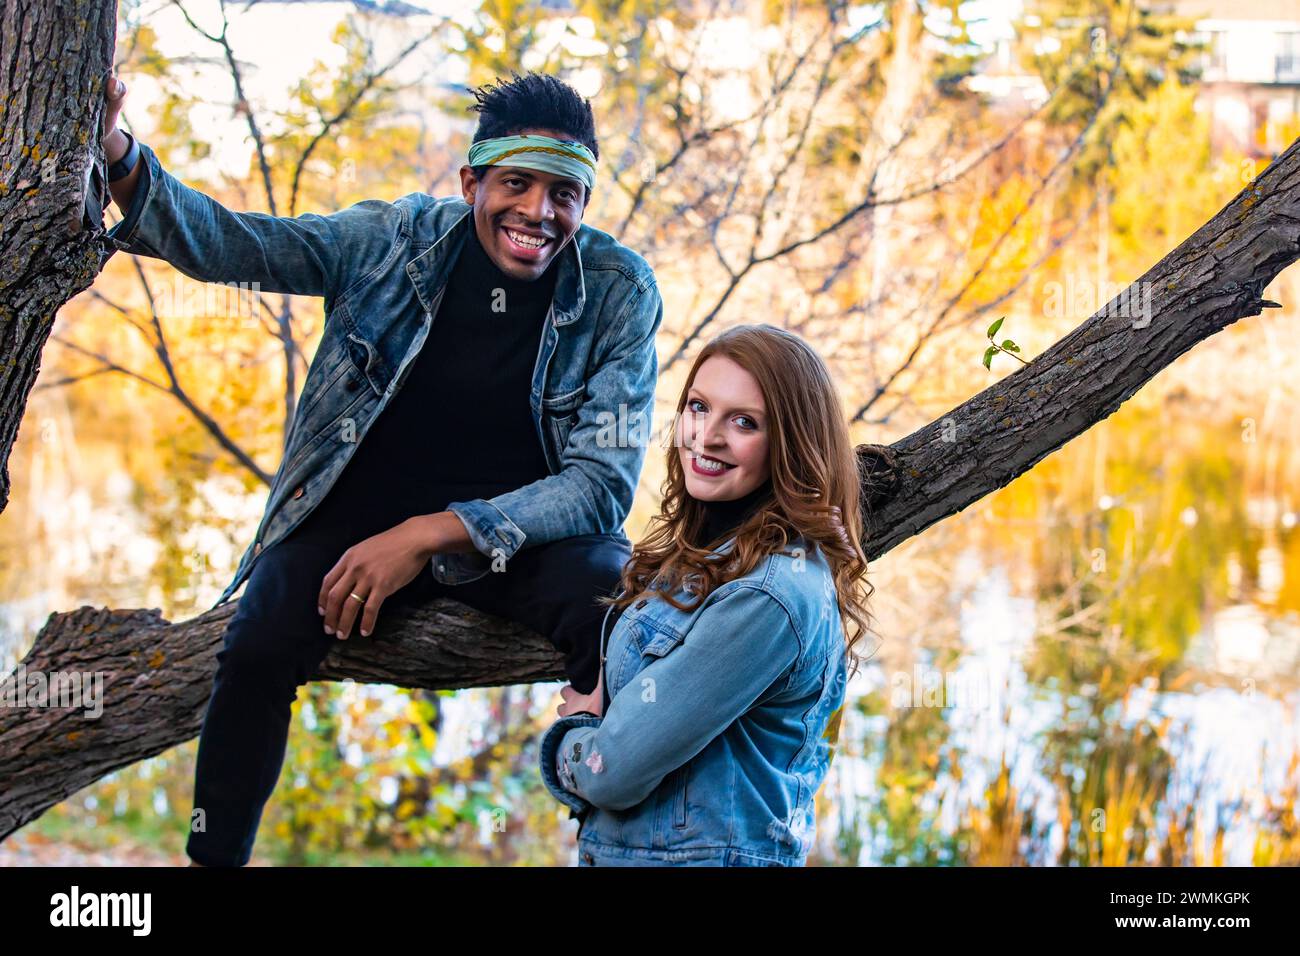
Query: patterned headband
466 133 597 192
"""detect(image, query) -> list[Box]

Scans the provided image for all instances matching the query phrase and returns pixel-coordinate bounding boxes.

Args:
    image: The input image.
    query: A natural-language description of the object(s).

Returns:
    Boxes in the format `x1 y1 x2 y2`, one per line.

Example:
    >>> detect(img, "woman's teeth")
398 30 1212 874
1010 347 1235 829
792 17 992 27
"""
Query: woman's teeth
694 453 734 473
505 228 549 249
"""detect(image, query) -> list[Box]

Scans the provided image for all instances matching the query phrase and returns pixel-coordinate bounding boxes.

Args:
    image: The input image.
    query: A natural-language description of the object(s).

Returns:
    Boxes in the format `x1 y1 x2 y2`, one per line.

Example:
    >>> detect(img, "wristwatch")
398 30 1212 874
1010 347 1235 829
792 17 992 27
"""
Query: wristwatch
107 130 140 182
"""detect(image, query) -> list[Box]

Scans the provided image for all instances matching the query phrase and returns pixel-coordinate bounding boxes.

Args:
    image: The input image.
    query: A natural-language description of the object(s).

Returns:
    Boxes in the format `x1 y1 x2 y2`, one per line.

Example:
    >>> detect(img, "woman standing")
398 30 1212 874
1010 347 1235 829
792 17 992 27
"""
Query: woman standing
539 324 876 866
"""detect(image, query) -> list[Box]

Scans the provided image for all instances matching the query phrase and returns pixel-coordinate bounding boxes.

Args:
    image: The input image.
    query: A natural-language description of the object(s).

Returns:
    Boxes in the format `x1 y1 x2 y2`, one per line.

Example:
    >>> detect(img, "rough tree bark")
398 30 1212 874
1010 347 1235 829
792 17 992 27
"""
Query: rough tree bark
0 1 1297 842
0 0 117 514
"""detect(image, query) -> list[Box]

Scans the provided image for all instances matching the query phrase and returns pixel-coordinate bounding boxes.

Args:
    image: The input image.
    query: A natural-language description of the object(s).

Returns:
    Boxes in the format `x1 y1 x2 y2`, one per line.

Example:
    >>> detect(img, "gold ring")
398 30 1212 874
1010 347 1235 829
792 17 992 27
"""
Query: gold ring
349 591 366 604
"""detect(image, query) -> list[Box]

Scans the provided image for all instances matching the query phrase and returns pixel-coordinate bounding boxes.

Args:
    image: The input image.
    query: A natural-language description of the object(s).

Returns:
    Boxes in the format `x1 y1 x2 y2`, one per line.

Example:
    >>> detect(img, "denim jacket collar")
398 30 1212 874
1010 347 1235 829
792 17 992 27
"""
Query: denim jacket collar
403 203 587 325
596 532 797 703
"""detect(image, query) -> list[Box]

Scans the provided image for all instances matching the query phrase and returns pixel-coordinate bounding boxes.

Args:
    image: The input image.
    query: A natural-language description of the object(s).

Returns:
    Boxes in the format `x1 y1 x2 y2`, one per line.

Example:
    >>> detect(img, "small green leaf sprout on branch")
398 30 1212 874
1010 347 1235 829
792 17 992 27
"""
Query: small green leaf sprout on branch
982 315 1028 370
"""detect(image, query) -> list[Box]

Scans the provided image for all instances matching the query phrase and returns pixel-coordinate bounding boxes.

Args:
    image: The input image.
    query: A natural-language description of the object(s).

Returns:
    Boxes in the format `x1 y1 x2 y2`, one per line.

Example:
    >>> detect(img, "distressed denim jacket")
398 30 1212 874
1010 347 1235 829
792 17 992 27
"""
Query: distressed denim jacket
99 142 662 608
538 536 849 866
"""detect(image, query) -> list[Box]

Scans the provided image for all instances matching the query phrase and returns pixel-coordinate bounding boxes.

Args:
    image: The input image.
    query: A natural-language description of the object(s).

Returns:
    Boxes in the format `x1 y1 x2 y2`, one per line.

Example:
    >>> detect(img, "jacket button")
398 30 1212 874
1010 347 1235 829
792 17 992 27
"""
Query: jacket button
581 852 595 865
254 541 262 555
292 485 305 499
345 376 360 391
635 599 648 610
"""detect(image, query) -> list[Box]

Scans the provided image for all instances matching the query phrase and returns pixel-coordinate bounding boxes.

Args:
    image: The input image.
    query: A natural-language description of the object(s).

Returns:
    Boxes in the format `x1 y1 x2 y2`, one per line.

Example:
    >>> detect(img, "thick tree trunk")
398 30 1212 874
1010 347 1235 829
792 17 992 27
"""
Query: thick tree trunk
1 1 1297 844
0 0 116 513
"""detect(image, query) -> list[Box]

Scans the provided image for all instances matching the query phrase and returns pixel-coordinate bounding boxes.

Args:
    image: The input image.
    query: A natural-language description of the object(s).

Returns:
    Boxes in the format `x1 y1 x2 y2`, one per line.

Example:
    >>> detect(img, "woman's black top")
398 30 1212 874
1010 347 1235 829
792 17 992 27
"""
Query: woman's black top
696 479 774 548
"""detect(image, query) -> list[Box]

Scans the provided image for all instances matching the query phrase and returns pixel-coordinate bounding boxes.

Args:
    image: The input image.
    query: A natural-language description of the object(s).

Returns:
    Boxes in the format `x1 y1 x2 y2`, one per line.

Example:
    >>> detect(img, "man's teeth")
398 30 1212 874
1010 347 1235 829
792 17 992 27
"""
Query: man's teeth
505 228 548 249
695 453 733 472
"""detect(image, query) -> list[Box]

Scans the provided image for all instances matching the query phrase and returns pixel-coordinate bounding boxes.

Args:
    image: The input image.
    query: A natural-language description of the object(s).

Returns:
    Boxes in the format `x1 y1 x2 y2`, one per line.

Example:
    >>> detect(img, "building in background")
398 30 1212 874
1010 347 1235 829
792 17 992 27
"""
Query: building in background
1165 0 1300 157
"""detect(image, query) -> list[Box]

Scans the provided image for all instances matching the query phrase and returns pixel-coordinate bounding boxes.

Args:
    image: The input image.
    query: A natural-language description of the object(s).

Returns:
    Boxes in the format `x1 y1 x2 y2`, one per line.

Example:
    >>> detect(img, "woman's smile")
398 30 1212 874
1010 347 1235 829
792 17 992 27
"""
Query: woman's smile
690 452 736 476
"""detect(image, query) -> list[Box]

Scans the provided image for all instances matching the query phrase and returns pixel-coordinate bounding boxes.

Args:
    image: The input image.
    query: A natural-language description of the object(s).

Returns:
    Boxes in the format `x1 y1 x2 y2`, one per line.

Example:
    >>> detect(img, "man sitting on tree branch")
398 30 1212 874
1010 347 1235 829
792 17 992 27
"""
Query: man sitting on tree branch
98 70 661 868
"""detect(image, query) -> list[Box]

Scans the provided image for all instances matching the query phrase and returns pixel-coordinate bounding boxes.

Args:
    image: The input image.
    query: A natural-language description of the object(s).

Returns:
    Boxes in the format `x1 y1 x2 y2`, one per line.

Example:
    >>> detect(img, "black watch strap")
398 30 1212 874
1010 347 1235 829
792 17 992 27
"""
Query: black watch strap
107 130 139 182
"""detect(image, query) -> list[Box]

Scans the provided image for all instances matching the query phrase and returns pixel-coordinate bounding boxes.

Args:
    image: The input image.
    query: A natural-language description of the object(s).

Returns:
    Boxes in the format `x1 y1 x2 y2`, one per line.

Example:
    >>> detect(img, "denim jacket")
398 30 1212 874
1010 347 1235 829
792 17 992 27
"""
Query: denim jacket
538 536 848 866
99 142 662 608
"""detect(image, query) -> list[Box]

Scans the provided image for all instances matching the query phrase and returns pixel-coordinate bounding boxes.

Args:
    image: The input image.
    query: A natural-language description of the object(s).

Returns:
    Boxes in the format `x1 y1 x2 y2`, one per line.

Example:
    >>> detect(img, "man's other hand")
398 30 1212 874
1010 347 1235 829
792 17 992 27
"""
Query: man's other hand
317 516 438 640
97 69 145 213
102 70 130 161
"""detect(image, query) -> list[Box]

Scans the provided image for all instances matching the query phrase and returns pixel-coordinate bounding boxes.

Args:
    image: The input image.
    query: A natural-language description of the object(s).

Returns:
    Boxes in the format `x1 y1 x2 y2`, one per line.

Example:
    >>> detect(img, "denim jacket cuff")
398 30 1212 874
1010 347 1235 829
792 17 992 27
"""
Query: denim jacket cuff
104 141 157 248
446 498 527 563
539 714 603 820
98 140 157 268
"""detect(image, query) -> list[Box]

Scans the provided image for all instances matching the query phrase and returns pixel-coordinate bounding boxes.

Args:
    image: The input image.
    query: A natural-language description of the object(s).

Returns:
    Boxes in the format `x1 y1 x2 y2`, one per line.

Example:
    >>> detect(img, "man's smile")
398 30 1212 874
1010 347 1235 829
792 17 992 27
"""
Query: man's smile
500 223 555 260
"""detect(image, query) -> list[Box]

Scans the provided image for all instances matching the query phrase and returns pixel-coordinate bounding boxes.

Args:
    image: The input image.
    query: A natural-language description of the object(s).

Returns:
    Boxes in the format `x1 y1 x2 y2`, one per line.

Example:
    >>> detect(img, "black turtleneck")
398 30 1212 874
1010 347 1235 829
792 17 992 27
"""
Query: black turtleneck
601 480 773 697
296 217 559 541
696 479 774 549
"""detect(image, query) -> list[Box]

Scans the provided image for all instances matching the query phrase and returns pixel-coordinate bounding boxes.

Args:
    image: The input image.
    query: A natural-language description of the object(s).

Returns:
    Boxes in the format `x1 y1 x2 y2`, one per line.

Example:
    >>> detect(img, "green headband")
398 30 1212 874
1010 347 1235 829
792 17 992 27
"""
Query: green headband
466 133 597 193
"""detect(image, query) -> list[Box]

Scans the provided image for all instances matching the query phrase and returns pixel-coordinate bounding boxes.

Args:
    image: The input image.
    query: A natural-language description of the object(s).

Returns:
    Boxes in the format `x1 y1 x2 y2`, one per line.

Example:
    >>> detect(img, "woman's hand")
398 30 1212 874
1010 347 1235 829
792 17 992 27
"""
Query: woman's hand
318 515 439 640
558 666 605 718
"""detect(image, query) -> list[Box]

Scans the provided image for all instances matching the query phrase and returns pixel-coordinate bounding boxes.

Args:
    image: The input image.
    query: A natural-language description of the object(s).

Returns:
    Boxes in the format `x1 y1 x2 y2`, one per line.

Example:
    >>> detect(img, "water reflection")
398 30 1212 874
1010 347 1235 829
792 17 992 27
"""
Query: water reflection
810 401 1300 866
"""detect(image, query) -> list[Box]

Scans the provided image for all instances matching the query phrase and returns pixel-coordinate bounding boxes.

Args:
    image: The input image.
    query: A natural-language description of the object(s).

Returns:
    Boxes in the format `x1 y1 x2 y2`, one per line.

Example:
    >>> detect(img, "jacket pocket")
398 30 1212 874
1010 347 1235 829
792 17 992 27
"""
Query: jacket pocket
547 410 579 451
278 381 373 482
540 384 585 414
724 849 796 867
294 338 352 415
541 386 584 455
630 622 682 659
345 331 387 397
672 763 688 829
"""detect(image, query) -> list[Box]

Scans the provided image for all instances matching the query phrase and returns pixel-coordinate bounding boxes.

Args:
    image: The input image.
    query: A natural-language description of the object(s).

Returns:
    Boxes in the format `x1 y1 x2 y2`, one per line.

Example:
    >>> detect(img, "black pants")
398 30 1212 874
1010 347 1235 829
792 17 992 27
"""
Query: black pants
185 510 630 867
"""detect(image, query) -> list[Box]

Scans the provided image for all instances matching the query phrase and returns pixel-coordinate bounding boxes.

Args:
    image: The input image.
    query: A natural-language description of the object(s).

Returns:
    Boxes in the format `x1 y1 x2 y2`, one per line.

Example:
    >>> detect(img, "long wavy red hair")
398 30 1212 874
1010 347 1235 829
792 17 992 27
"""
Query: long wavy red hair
601 324 877 675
